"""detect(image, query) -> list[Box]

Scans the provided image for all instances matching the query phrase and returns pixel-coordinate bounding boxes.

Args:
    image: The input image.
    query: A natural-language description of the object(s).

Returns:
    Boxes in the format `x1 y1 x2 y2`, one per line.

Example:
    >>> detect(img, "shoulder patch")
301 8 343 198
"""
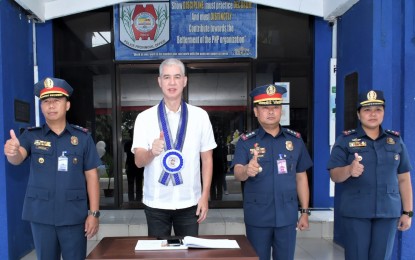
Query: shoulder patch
284 128 301 138
27 126 41 131
71 124 89 133
385 129 400 136
240 131 256 141
343 129 356 136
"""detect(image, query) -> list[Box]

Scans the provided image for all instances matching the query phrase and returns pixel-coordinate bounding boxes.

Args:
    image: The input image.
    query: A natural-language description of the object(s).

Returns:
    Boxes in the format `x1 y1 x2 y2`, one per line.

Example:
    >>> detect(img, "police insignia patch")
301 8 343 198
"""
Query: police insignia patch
34 140 51 151
71 124 89 133
386 137 395 144
249 143 266 157
349 139 367 147
285 128 301 138
385 129 400 136
343 129 356 136
27 126 41 131
71 136 79 145
241 131 256 141
286 141 294 151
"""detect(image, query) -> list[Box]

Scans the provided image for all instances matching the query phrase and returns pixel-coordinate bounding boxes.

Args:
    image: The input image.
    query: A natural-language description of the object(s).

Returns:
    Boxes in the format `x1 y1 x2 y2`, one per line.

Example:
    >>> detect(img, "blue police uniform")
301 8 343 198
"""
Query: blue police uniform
232 83 313 260
327 90 413 260
19 124 101 225
233 127 312 260
328 126 412 259
328 126 412 218
18 77 101 259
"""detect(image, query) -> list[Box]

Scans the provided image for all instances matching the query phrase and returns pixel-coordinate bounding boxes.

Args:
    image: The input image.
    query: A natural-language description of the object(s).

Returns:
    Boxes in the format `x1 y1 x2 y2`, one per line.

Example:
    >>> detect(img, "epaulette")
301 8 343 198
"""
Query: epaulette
27 126 41 131
343 129 356 136
71 124 89 133
385 129 400 136
240 131 256 141
284 128 301 138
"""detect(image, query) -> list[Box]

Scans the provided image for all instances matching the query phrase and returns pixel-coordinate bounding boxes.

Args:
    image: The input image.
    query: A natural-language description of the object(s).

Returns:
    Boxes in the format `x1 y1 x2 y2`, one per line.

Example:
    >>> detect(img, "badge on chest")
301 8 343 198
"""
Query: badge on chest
250 143 266 158
58 151 68 172
34 139 51 151
349 138 367 147
277 154 288 174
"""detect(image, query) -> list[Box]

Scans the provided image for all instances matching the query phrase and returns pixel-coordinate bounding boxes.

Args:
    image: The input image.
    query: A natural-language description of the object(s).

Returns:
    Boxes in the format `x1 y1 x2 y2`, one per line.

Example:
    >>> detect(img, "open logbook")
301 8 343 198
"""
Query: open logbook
135 236 240 251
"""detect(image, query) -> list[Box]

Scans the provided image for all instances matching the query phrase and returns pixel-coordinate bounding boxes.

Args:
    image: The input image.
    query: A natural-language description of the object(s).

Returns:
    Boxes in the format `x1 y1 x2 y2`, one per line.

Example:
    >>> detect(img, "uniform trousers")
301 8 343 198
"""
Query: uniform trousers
246 223 297 260
144 205 199 237
31 222 86 260
342 217 398 260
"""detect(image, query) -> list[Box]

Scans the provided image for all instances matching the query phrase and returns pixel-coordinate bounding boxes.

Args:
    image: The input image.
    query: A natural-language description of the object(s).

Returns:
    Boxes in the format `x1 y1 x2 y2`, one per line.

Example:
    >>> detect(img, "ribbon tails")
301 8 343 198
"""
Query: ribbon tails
157 99 188 186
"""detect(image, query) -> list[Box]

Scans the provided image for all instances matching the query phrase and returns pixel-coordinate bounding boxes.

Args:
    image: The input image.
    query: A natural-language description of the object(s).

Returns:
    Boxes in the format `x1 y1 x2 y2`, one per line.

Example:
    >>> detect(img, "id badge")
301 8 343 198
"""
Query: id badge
58 151 68 172
277 160 287 174
276 154 287 174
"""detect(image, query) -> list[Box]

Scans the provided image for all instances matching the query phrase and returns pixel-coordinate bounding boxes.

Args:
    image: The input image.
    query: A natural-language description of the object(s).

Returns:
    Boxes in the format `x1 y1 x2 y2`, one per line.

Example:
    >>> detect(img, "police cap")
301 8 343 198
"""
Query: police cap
250 84 287 105
358 90 385 109
34 77 73 100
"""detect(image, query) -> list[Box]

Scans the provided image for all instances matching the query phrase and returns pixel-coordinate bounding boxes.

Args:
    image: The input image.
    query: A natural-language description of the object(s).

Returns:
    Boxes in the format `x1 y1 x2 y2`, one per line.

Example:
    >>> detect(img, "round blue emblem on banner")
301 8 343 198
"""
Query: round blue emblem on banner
162 150 184 174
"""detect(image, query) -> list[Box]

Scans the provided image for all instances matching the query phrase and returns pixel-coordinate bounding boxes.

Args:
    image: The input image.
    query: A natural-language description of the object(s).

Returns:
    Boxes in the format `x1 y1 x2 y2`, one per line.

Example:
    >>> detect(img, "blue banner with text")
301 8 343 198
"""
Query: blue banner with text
114 0 257 60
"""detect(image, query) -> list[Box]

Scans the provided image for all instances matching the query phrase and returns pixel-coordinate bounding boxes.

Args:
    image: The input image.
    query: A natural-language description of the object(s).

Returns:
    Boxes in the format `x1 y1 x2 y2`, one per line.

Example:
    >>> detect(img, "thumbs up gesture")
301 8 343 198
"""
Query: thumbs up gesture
246 148 262 177
4 129 21 157
150 131 165 157
4 129 20 157
349 153 364 177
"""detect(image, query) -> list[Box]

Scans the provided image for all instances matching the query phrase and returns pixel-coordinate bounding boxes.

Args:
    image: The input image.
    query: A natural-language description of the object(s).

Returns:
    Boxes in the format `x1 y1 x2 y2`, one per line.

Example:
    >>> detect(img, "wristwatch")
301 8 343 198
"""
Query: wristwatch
89 210 101 218
402 211 413 218
300 208 311 216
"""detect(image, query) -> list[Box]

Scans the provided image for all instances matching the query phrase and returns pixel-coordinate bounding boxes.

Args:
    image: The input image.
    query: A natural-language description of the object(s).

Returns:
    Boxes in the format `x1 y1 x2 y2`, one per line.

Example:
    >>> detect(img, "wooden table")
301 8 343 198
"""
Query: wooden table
86 235 258 260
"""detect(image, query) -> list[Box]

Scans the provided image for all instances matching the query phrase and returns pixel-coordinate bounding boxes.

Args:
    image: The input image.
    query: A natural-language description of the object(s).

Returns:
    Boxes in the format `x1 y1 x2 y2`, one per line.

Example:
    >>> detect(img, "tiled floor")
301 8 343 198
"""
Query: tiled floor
21 209 344 260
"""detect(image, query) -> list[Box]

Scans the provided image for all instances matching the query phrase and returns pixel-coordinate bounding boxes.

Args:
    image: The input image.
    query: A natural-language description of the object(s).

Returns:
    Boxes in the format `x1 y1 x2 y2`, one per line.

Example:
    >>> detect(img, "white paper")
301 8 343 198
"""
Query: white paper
182 236 240 249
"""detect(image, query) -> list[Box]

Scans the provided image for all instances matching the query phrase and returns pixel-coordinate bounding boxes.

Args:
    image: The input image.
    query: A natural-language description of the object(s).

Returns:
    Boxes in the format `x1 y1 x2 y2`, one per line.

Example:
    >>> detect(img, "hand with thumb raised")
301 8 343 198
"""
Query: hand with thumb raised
349 152 364 177
151 131 165 157
4 129 21 157
247 148 262 177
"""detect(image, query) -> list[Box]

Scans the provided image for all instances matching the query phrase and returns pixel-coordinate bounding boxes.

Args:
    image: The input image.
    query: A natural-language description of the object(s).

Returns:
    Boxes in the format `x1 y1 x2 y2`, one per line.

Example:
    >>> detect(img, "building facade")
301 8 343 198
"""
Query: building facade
1 0 414 259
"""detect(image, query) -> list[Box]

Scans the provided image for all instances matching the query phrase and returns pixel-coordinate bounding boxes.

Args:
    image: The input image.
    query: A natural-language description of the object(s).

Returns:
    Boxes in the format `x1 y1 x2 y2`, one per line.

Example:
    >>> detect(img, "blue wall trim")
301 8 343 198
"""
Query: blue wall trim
398 0 415 258
312 17 333 208
36 22 54 81
335 1 415 258
0 0 36 259
334 0 374 247
36 21 54 126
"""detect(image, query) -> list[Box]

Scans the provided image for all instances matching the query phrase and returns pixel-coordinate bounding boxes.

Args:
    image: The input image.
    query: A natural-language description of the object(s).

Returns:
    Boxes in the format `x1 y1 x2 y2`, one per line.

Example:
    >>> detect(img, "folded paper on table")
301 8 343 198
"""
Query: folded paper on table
135 236 240 251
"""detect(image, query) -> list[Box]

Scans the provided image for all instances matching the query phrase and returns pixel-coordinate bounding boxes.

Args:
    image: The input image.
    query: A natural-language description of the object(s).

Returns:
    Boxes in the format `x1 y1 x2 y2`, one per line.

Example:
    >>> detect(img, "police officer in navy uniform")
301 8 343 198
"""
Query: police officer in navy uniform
327 90 413 260
4 77 101 260
232 84 313 260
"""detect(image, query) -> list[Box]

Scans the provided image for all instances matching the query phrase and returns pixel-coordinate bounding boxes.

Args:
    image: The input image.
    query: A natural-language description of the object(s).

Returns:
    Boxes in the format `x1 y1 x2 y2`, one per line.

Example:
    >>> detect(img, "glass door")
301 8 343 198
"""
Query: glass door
118 63 160 207
187 62 250 207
